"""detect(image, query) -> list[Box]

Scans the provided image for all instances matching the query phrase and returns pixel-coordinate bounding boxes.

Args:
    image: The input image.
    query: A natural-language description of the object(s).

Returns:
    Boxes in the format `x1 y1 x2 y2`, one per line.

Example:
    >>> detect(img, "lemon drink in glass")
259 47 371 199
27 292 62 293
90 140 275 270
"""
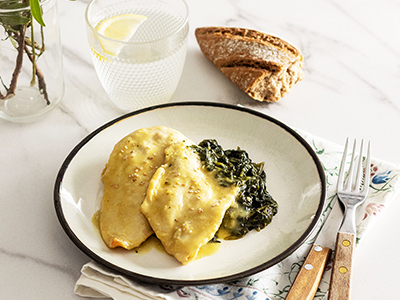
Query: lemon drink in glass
85 0 189 111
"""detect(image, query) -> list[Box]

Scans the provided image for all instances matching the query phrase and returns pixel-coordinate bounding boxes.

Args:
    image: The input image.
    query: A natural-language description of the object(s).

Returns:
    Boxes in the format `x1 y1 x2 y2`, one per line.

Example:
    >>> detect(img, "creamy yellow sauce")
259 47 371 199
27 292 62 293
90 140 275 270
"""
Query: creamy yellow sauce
98 126 188 250
141 141 239 265
217 203 252 240
133 235 166 255
93 210 217 259
135 236 219 260
196 241 221 260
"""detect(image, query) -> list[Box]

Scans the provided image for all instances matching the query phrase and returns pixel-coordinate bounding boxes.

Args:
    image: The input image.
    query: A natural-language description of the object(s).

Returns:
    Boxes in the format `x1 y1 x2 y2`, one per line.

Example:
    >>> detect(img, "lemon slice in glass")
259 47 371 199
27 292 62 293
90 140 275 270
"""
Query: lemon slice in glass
96 14 147 56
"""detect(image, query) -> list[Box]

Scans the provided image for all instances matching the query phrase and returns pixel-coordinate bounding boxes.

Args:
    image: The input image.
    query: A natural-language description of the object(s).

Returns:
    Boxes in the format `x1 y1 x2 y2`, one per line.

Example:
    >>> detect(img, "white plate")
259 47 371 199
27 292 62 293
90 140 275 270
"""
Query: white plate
54 102 325 285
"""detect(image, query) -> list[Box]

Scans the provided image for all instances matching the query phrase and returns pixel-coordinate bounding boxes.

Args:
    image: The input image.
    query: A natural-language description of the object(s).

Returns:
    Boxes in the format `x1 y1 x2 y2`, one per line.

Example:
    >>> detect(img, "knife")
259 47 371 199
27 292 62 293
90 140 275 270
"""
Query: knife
286 197 344 300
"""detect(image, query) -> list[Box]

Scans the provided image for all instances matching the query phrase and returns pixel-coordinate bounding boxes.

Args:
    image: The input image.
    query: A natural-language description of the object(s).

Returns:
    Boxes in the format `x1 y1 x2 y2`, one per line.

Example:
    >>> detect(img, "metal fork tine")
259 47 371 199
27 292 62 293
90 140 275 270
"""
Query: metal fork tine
330 138 371 299
345 139 357 191
354 140 364 191
362 141 371 195
337 137 349 191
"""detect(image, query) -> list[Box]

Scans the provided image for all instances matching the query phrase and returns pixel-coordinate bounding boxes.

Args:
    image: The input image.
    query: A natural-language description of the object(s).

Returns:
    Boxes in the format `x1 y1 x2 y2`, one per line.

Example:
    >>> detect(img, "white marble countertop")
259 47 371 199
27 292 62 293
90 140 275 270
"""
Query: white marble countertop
1 0 400 298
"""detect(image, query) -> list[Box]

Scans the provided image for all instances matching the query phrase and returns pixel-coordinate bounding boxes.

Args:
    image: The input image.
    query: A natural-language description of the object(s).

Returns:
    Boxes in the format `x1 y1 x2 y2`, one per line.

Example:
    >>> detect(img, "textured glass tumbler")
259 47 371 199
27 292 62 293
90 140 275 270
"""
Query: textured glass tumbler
0 0 64 123
85 0 189 112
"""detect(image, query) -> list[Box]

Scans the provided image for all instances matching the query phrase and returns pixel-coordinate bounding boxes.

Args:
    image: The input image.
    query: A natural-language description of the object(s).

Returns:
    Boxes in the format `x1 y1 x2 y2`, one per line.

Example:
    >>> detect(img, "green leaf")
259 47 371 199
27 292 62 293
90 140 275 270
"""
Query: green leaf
0 13 30 28
0 1 28 10
29 0 45 27
0 1 31 28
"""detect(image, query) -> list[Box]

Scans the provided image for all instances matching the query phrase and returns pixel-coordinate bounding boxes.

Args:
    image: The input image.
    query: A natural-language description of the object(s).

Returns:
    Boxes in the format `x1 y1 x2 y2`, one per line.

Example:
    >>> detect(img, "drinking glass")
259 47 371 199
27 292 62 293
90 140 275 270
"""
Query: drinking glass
85 0 189 112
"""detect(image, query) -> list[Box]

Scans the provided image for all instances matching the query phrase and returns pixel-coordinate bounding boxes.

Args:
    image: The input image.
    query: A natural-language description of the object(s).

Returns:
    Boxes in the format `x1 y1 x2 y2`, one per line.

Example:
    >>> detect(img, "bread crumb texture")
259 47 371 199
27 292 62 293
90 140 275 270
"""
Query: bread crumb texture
195 26 304 102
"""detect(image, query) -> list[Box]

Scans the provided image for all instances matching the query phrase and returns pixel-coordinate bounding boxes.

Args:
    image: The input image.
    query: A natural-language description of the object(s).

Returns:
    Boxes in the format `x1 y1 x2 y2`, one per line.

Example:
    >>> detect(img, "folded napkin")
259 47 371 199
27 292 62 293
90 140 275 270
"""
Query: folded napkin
75 130 400 300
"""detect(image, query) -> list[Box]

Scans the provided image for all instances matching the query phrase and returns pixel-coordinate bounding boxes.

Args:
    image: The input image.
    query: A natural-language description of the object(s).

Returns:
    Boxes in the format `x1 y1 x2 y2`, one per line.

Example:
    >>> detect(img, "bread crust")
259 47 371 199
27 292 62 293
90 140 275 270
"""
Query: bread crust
195 26 304 102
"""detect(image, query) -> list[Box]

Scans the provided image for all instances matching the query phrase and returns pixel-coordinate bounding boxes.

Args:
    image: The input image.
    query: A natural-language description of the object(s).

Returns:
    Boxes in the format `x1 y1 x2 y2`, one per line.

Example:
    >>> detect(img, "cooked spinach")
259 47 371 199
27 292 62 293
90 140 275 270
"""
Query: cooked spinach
191 139 278 240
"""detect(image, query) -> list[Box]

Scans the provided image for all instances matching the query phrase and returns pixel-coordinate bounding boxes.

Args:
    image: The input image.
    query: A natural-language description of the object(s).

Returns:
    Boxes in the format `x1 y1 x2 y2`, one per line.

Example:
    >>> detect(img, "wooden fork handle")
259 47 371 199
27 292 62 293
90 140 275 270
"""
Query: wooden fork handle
328 232 356 300
286 244 331 300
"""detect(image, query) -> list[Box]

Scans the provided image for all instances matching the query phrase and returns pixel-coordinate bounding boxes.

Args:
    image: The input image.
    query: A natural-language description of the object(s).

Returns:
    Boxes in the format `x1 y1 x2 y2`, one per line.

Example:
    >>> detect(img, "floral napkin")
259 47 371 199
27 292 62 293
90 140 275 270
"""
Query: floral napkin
74 130 400 300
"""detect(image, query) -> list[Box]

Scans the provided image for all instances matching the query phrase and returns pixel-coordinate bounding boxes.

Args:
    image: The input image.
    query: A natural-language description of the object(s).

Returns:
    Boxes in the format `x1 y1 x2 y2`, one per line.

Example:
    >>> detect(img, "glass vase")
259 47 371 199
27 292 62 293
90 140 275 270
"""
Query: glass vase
0 0 64 123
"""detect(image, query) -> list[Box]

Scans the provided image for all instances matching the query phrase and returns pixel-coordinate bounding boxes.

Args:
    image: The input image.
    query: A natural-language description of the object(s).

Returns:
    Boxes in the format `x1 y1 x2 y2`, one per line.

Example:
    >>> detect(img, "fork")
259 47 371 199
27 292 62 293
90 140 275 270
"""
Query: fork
328 138 371 300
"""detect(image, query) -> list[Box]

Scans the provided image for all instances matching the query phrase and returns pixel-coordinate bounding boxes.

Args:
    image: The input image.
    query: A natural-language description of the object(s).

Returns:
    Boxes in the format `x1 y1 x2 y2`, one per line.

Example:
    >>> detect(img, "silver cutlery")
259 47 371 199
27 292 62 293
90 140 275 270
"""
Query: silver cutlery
286 198 344 300
286 158 347 299
328 138 371 300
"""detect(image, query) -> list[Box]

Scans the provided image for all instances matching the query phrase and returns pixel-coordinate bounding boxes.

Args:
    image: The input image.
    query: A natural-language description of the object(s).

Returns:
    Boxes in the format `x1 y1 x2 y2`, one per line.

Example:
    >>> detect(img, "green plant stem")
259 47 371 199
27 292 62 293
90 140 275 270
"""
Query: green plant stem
0 0 49 104
24 44 50 105
0 25 27 100
40 25 45 55
30 14 37 86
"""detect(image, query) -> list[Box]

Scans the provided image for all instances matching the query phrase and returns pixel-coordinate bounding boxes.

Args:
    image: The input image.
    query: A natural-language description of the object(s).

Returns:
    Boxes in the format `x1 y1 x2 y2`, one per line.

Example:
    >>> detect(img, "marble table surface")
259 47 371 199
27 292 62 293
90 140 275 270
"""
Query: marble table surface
1 0 400 298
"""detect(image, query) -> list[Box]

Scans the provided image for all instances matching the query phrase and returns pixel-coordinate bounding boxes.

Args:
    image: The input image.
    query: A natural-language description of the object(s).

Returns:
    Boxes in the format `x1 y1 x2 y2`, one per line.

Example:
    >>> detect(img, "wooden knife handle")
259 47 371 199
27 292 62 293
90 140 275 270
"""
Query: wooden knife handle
286 244 332 300
328 232 356 300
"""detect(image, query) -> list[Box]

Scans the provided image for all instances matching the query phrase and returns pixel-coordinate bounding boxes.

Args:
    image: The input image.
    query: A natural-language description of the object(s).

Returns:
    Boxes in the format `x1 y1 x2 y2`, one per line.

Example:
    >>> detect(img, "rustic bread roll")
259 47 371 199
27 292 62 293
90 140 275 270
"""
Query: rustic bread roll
195 26 304 102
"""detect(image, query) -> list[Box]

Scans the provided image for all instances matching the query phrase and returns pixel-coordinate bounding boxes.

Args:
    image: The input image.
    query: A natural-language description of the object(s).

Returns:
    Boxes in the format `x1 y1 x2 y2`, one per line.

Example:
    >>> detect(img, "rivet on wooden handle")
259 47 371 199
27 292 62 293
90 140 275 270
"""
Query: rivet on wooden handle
286 244 332 300
328 232 356 300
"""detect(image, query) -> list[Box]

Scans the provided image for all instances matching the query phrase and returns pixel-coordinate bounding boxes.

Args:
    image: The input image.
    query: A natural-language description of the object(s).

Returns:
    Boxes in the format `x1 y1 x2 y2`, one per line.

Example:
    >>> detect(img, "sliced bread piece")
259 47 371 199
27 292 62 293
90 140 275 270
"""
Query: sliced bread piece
195 26 304 102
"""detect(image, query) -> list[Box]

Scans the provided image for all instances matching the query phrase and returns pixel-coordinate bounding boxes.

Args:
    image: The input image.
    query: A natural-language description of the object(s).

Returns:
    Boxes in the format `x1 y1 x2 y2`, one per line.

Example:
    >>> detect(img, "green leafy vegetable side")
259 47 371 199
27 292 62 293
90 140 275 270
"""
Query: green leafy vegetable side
191 139 278 240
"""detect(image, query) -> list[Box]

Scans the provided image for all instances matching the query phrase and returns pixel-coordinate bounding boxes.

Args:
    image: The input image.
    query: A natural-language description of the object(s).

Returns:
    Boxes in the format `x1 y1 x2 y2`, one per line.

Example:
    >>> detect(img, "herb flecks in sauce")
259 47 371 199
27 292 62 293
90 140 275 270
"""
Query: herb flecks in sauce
191 139 278 240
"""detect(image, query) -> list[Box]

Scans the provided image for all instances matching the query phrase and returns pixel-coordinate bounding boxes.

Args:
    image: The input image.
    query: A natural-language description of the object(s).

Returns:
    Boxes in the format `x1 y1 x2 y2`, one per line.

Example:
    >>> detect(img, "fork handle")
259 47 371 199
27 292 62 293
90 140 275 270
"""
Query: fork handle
328 232 356 300
286 244 332 300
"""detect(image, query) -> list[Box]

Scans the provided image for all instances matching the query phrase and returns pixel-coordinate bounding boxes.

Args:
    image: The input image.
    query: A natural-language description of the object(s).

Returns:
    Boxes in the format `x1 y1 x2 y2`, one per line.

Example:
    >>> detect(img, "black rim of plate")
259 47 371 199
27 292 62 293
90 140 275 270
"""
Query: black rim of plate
54 101 326 286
